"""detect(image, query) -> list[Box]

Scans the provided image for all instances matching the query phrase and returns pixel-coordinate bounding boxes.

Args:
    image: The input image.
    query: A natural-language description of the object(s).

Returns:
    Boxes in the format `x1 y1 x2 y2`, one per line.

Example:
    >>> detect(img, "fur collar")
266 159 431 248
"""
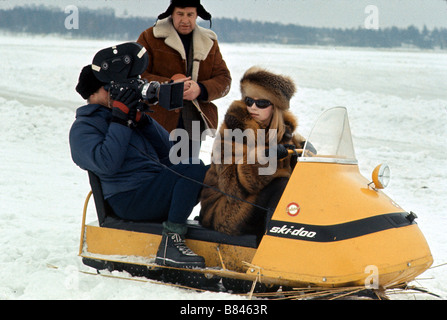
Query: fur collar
224 100 259 131
283 109 298 133
153 17 217 62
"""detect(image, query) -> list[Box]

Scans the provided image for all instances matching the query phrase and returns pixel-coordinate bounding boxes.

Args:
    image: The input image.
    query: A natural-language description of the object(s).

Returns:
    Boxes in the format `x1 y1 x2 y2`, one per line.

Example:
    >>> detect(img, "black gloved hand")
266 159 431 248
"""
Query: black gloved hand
110 87 140 128
265 144 296 160
276 144 289 160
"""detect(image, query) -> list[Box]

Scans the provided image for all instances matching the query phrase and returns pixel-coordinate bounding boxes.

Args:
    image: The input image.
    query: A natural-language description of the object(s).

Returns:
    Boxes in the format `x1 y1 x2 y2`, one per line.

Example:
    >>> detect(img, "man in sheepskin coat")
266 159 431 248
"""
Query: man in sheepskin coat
137 0 231 159
199 67 306 237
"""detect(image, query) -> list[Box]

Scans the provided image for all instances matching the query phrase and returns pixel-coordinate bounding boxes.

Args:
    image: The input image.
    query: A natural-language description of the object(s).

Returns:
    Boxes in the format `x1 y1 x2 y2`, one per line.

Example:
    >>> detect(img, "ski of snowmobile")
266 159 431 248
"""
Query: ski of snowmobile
47 262 441 300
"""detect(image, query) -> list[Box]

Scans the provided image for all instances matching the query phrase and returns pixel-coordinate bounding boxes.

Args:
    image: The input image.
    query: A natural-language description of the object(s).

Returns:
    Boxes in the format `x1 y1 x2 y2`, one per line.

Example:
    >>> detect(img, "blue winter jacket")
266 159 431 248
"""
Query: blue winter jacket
69 104 173 199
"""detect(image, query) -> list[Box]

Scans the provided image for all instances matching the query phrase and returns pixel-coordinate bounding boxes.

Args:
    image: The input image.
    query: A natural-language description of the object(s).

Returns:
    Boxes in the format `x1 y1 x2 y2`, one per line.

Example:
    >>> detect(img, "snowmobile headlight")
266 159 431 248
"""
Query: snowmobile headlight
370 164 390 190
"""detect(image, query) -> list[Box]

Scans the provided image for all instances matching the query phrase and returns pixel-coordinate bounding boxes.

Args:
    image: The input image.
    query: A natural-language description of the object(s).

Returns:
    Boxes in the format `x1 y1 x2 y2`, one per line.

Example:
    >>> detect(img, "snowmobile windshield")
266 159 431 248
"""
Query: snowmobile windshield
300 107 357 164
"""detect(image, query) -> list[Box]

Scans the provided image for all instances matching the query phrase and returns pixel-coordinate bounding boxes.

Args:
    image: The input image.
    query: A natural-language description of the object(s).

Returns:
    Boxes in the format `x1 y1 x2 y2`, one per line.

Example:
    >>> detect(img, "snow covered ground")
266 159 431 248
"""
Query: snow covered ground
0 33 446 300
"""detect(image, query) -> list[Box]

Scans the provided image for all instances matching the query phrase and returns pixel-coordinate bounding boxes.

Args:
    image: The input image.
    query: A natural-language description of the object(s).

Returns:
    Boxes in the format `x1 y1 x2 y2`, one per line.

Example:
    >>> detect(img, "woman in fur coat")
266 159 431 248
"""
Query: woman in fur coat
199 67 306 237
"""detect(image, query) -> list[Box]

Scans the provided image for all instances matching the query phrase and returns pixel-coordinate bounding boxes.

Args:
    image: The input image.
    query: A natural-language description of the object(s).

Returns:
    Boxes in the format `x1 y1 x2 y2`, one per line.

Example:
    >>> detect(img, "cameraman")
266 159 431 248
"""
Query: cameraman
69 65 208 269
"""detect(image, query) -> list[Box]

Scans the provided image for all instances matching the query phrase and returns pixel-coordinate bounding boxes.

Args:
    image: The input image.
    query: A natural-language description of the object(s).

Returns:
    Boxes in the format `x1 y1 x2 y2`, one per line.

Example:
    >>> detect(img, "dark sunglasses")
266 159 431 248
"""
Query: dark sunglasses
244 97 272 109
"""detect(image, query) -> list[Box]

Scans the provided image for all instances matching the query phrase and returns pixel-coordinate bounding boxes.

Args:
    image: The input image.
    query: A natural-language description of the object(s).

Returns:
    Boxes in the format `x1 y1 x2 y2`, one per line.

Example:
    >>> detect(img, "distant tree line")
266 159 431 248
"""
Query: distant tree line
1 5 446 49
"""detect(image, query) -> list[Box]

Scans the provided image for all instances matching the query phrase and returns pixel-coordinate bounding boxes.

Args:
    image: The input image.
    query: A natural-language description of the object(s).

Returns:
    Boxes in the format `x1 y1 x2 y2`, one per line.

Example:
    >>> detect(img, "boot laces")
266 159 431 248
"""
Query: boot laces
170 233 198 256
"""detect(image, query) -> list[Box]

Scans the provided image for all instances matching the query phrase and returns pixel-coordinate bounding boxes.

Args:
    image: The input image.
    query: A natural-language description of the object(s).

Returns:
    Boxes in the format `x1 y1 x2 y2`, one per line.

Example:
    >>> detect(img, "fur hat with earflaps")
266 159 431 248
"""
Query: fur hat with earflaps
76 65 107 100
158 0 212 22
240 66 297 111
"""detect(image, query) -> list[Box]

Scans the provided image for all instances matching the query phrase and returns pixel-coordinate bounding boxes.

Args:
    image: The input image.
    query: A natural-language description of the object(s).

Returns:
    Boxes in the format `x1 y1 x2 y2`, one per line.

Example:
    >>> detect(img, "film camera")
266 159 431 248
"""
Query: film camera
91 42 183 111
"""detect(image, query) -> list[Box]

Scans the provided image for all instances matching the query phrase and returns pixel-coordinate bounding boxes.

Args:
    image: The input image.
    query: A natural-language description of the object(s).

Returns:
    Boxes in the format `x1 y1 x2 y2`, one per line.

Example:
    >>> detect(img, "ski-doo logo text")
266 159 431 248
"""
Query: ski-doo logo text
269 224 316 239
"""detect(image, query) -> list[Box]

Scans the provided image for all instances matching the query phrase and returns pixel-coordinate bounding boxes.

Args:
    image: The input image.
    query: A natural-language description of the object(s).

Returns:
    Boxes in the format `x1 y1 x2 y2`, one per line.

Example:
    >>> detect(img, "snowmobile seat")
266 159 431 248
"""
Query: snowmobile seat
87 171 259 248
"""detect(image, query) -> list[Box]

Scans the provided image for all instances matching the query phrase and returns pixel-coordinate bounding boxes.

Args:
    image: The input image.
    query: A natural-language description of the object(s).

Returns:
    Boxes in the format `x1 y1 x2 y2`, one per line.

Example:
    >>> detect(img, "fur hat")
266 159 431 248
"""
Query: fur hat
240 66 296 110
158 0 212 21
76 65 106 100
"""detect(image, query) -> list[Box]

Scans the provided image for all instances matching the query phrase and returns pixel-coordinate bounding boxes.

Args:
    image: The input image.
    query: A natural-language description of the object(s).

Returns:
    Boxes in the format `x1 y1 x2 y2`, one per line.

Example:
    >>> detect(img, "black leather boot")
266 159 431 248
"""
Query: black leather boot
155 222 205 268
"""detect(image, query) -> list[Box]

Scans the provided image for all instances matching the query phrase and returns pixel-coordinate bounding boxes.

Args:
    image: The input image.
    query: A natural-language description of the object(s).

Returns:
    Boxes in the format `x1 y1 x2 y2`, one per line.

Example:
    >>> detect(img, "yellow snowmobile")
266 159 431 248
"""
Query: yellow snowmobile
79 107 433 294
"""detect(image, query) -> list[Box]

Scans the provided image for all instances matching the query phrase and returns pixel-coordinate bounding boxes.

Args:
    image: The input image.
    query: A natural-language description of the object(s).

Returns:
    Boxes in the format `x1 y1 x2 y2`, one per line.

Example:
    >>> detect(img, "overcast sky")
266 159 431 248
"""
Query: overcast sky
1 0 447 30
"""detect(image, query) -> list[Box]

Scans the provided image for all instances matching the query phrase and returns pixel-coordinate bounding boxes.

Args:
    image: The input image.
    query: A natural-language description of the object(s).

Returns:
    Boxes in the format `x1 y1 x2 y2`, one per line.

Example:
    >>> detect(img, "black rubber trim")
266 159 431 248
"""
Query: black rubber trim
266 212 414 242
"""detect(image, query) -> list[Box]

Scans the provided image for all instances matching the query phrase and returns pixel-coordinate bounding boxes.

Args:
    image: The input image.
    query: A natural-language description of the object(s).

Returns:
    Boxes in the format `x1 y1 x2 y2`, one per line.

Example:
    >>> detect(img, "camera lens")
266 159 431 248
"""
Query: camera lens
141 81 160 104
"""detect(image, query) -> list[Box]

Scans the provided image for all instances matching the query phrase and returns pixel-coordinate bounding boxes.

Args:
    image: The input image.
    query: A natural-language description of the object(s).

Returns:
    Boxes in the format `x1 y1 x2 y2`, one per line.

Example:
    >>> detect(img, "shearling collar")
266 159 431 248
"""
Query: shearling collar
153 17 217 62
